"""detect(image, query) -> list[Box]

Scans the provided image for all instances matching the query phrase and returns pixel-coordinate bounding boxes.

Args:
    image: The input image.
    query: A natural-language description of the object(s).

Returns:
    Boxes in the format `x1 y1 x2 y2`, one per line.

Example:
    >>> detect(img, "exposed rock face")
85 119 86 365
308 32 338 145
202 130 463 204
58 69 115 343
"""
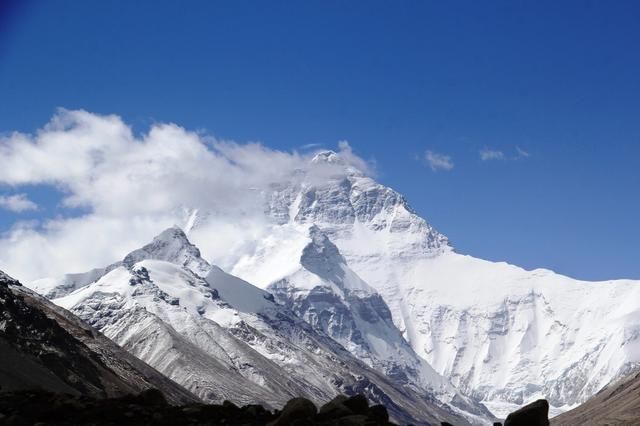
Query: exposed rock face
0 270 197 404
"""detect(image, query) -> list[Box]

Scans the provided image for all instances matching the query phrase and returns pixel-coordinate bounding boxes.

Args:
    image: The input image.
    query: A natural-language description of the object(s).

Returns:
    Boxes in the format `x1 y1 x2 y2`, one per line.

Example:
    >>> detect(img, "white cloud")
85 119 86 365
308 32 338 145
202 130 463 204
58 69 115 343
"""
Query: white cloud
0 109 373 281
337 140 374 175
480 147 531 161
479 148 505 161
300 143 323 150
424 150 454 171
0 194 38 212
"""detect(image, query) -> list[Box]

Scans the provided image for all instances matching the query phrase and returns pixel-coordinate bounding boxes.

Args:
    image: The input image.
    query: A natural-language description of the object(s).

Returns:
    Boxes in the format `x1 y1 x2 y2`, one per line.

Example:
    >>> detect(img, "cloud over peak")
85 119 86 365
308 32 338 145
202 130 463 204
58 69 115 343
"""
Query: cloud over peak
0 109 371 281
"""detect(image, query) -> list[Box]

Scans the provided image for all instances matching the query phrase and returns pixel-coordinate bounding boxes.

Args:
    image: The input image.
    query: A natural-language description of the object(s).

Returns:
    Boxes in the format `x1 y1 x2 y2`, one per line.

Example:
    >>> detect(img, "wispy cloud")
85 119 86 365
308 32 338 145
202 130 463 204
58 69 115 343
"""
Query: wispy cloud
300 143 323 150
479 146 531 161
479 148 505 161
425 150 454 171
0 194 38 212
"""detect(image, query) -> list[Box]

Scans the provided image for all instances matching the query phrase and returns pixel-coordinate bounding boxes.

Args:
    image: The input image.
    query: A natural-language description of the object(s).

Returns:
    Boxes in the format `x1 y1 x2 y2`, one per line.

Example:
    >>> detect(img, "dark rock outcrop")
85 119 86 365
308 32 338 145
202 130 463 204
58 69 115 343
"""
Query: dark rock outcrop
0 390 395 425
0 271 197 404
504 399 549 426
269 397 317 425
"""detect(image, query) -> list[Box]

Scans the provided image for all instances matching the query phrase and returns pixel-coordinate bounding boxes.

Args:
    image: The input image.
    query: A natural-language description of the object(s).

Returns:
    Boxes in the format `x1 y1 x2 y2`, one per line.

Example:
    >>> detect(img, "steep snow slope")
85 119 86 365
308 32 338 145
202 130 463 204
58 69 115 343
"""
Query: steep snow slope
218 150 640 417
47 228 473 425
0 270 197 404
262 225 492 420
350 251 640 417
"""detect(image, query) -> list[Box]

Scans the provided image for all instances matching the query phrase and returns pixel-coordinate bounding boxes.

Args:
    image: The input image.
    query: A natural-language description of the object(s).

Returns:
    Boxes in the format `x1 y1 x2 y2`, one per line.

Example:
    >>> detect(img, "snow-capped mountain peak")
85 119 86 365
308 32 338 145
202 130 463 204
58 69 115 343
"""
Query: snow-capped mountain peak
311 150 343 165
31 226 212 300
25 156 640 421
309 150 365 178
199 167 640 418
123 226 211 277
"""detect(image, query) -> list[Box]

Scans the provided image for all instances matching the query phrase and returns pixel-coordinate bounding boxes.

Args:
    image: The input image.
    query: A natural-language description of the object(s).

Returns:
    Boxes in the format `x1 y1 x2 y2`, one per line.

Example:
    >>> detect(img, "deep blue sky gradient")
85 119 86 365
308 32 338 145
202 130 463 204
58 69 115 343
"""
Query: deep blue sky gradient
1 0 639 280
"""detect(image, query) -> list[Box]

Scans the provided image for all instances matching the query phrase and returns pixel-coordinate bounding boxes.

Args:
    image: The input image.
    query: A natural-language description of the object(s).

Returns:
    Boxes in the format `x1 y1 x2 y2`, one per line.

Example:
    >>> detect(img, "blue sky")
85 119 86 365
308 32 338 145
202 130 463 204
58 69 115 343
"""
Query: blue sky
0 0 639 280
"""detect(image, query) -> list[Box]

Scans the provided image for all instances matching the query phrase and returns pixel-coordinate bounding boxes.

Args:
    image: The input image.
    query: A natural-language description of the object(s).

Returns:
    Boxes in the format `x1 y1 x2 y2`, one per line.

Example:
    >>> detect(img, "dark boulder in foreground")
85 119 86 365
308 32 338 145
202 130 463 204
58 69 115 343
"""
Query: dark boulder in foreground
504 399 550 426
269 397 318 425
0 390 395 425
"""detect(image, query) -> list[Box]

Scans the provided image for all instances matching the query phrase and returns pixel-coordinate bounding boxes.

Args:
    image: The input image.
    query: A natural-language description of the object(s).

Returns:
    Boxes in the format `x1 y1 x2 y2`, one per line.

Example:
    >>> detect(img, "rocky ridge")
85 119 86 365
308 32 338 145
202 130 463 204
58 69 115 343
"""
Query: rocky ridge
0 270 197 404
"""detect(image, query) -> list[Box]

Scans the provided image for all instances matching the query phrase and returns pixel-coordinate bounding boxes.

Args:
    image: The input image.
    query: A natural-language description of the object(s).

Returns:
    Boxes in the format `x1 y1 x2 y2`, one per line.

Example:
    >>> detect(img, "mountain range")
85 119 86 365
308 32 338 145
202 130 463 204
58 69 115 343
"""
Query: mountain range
32 227 483 425
24 150 640 423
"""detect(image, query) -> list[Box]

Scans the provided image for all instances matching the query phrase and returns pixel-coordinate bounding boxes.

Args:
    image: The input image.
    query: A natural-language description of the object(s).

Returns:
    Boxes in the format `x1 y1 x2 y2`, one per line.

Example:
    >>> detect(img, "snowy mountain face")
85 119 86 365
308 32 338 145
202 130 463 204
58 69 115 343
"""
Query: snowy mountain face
27 150 640 420
210 151 640 418
39 227 471 425
267 225 491 421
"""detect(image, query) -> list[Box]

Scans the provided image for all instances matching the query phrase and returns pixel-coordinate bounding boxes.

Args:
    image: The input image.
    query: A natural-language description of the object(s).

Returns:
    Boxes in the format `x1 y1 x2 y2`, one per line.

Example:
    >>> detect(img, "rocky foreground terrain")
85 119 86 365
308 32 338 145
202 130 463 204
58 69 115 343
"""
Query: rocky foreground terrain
0 390 388 426
0 271 196 404
0 389 553 426
552 369 640 425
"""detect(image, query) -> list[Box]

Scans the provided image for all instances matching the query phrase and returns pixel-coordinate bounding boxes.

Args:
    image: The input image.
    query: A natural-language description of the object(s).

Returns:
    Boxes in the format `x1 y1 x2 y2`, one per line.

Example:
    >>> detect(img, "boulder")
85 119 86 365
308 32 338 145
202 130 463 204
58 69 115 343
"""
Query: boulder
270 397 317 426
366 405 389 423
342 394 369 414
504 399 549 426
318 395 354 420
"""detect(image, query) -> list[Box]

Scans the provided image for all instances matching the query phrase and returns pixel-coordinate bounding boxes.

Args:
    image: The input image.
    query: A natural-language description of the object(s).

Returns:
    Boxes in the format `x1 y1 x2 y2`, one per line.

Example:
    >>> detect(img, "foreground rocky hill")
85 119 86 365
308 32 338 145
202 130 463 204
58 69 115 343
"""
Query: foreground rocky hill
552 369 640 425
0 270 197 403
0 388 556 426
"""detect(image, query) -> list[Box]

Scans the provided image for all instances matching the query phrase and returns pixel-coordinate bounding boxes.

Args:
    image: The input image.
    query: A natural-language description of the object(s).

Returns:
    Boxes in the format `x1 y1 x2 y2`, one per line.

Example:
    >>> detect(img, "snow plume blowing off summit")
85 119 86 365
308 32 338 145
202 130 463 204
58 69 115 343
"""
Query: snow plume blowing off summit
0 109 370 281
